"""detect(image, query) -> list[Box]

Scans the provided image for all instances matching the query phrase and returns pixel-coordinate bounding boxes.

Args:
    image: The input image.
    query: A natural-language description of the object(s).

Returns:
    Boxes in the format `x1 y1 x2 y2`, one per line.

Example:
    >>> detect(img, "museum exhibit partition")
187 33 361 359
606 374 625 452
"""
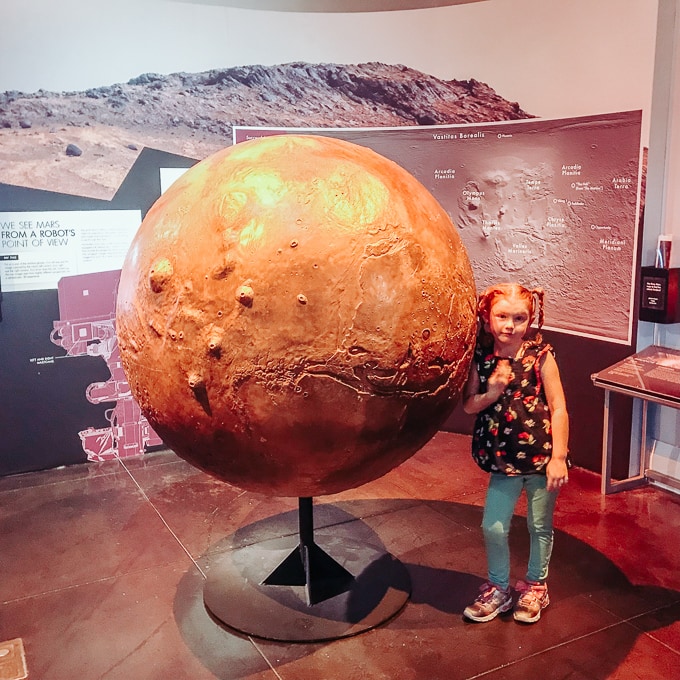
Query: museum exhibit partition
0 122 642 481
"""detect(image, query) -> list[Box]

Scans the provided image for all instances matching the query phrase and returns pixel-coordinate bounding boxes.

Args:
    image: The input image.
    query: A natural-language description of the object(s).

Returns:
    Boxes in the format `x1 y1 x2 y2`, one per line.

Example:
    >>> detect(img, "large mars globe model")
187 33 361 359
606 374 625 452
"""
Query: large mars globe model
116 134 476 497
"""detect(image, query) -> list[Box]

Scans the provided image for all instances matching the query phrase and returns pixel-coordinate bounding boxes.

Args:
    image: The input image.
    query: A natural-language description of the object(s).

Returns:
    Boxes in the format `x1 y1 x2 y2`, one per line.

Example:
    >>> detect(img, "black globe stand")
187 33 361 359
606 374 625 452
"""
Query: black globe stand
262 497 355 606
203 496 411 641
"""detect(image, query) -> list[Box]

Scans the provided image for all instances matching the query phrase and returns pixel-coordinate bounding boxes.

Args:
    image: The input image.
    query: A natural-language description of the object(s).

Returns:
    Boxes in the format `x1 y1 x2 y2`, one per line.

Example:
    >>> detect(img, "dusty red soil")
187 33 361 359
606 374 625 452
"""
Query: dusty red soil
0 62 533 200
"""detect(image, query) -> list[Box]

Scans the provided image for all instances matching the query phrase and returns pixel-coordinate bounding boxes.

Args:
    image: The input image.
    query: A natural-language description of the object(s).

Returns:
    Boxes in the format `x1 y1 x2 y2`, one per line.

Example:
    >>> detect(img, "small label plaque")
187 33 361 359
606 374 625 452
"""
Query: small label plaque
641 274 666 310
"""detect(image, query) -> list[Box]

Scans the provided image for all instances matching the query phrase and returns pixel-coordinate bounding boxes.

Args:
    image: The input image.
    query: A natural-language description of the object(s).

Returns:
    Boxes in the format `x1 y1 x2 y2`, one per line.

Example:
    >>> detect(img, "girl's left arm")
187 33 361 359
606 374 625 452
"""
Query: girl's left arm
541 351 570 491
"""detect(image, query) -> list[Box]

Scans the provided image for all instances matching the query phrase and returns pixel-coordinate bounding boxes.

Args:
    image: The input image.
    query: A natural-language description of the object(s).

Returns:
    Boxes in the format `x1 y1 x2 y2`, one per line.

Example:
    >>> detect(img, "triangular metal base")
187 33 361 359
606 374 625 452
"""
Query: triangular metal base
263 539 355 605
261 497 354 605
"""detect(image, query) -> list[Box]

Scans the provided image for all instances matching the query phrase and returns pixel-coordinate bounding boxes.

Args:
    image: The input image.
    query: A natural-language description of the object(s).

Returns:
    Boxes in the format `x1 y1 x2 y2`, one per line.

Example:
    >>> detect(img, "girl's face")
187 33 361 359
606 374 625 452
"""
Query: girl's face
486 296 531 351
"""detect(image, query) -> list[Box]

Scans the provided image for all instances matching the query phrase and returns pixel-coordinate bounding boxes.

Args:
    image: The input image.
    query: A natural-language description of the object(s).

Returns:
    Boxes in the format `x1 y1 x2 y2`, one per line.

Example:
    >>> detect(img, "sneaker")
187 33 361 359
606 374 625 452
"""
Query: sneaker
463 582 513 622
513 580 550 623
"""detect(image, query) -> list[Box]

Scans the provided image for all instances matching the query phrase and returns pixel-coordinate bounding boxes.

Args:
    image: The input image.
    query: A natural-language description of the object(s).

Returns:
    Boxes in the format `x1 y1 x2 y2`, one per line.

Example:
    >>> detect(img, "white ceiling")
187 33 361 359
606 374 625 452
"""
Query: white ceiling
169 0 488 12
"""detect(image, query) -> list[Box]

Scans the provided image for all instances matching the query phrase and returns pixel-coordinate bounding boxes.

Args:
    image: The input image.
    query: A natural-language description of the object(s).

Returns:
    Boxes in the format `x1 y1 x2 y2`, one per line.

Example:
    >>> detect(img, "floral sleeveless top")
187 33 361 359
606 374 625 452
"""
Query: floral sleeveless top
471 340 554 475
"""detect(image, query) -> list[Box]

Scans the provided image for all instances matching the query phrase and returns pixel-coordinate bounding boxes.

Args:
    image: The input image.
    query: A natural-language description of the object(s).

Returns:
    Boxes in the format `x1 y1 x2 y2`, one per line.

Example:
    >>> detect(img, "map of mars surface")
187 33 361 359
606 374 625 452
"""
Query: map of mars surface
237 110 643 343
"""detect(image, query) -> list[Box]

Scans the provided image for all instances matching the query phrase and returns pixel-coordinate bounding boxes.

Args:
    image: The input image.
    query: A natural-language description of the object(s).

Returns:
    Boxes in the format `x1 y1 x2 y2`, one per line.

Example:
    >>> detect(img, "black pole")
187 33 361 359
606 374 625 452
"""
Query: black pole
299 496 314 549
262 495 354 605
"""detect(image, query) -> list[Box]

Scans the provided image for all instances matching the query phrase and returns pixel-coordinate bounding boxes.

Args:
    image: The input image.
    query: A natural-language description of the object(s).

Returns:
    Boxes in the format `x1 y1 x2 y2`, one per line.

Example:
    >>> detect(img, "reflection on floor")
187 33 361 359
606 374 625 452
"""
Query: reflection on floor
1 431 679 680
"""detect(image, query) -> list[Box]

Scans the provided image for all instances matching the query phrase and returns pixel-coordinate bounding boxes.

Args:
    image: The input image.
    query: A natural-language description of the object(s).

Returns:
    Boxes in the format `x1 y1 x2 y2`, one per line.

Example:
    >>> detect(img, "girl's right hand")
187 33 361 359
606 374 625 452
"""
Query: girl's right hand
487 359 512 398
463 357 512 415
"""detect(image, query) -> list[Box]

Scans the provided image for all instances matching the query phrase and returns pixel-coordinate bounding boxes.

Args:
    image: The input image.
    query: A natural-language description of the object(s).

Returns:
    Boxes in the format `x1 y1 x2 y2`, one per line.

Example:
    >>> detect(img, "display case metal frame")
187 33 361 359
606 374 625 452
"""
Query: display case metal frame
592 344 680 495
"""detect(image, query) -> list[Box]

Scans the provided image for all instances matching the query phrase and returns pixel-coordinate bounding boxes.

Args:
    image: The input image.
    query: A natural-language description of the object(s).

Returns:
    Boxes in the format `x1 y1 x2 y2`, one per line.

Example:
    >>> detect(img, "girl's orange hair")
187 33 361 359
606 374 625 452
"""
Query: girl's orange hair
477 283 545 344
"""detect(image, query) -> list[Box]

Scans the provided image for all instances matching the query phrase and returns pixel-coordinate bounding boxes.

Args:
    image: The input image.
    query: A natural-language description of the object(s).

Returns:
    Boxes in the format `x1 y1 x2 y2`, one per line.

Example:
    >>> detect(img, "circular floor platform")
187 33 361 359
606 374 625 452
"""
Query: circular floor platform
203 532 411 642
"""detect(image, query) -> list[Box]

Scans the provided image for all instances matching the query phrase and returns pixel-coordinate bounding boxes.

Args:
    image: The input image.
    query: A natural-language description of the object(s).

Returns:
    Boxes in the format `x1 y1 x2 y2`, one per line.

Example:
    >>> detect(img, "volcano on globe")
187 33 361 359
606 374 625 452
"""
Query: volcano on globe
116 134 476 497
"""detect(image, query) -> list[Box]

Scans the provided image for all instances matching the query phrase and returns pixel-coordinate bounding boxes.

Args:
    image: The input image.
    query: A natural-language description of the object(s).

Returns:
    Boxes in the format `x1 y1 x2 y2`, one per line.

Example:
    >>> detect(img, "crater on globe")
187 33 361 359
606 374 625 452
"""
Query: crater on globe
116 134 477 497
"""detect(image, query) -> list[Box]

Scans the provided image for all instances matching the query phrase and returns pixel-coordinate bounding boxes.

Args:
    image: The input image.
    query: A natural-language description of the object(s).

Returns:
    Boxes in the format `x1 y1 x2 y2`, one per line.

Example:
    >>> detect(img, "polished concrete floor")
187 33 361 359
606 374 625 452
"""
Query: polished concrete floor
1 431 679 679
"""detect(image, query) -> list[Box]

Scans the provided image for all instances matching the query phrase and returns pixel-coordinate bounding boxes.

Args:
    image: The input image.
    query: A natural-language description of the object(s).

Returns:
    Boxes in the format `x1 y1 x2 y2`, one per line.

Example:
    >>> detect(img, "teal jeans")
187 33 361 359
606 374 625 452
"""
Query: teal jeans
482 473 558 591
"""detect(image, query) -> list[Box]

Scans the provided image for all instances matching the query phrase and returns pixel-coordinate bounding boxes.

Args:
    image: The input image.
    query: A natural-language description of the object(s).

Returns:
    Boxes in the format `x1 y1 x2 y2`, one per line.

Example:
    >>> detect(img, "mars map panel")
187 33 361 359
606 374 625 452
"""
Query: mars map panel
236 110 643 344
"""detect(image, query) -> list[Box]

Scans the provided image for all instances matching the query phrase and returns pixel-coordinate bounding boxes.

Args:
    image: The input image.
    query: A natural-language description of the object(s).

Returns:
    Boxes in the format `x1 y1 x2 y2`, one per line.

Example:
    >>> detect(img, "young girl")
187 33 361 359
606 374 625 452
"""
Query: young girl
462 283 569 624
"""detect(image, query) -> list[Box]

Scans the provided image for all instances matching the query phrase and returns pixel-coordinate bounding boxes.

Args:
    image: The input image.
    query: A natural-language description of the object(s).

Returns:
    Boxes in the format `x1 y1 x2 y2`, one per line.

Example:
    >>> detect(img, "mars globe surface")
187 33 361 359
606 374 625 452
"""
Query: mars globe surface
116 134 476 496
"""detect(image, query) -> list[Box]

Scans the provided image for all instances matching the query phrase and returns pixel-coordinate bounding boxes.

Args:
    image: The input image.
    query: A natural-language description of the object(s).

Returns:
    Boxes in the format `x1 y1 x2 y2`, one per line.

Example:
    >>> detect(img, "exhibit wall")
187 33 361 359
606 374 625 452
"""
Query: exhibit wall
637 0 680 486
0 0 660 478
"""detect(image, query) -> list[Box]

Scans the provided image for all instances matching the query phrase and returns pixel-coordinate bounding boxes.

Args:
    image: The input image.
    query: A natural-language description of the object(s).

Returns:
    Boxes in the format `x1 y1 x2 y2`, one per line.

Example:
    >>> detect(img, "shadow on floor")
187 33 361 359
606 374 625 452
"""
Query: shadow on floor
173 499 680 679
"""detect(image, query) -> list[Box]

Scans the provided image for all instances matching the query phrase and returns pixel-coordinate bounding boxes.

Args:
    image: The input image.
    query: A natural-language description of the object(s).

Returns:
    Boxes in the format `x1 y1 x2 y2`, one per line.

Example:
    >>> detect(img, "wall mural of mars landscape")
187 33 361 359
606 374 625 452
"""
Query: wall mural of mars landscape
0 62 533 199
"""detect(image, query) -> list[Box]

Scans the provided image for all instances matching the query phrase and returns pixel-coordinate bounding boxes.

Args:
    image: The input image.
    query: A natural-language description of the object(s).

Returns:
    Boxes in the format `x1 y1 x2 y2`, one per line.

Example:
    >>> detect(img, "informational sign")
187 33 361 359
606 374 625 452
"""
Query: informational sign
235 110 643 344
641 274 667 312
0 210 141 292
592 344 680 405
